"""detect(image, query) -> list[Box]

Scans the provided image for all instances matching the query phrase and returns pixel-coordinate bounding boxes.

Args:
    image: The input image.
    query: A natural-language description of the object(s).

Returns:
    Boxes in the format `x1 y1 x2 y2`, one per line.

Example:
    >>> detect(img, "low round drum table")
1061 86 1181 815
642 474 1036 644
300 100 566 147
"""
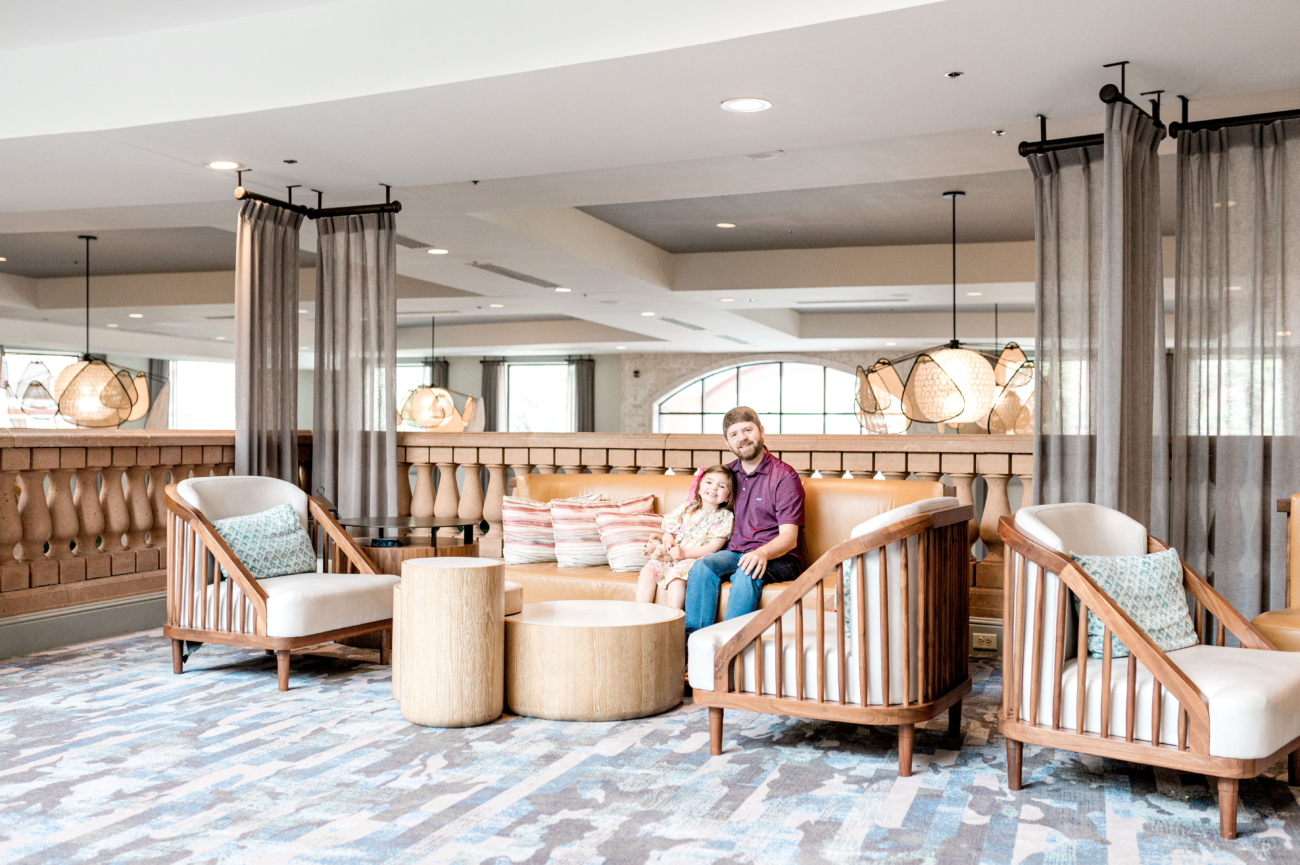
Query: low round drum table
392 557 504 727
505 600 684 722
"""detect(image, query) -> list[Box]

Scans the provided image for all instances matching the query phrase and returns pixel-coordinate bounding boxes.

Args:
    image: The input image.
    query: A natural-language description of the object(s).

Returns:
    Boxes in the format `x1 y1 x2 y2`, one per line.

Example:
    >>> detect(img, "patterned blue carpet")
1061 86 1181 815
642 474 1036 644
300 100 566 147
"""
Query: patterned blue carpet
1 632 1298 863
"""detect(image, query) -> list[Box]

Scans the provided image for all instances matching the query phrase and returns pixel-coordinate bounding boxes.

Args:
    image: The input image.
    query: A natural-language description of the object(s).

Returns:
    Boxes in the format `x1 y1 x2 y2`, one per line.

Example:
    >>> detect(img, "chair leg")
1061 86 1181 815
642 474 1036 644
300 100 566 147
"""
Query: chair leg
276 649 291 692
1218 777 1238 840
708 707 723 756
380 629 391 666
948 700 963 740
898 723 915 777
171 639 183 674
1290 750 1300 787
1007 738 1023 791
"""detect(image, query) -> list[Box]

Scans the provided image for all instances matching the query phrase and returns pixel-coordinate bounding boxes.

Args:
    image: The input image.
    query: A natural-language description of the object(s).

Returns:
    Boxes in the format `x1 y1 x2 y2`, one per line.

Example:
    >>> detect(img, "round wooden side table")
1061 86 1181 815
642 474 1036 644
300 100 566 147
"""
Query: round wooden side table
393 557 504 727
505 600 684 721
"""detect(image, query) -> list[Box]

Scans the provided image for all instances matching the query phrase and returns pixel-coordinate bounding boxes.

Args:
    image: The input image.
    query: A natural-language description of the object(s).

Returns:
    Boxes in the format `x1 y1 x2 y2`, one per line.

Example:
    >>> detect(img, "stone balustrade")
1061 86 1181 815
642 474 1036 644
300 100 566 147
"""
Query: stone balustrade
0 430 1031 623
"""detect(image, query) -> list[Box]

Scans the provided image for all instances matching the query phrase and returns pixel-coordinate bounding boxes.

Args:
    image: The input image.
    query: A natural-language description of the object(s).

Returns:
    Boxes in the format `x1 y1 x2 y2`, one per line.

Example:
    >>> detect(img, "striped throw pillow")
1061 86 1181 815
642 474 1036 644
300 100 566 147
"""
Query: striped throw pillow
596 511 665 573
552 494 656 568
502 494 602 565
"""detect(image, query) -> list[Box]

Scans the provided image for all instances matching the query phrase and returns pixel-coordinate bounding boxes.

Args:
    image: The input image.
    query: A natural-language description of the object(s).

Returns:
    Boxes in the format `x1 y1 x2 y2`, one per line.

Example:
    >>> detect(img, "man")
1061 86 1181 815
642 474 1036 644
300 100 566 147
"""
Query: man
683 406 805 640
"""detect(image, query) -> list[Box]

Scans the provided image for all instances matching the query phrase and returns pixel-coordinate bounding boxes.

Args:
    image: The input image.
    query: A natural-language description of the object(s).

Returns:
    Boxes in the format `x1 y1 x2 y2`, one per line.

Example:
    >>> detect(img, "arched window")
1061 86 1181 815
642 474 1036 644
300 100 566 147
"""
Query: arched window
655 361 860 434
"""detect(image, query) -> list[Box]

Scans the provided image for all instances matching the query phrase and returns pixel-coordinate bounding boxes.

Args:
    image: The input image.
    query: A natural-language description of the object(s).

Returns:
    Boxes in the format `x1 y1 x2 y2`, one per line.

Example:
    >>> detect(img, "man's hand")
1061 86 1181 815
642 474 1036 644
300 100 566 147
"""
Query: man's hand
737 548 770 579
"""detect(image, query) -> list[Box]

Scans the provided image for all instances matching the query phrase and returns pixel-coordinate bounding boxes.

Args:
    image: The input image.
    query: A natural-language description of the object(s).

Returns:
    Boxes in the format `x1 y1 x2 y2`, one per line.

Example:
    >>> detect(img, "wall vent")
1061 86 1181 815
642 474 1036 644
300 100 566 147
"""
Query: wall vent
716 334 751 345
469 261 560 289
660 317 706 331
795 299 892 305
396 235 434 250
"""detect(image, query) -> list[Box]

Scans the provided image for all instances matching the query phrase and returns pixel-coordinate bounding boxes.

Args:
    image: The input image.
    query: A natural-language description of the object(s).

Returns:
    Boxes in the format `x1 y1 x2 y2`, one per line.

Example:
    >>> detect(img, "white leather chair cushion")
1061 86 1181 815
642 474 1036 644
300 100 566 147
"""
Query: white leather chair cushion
1027 644 1300 760
688 607 857 702
259 572 399 638
178 476 310 531
849 496 960 539
1015 502 1148 557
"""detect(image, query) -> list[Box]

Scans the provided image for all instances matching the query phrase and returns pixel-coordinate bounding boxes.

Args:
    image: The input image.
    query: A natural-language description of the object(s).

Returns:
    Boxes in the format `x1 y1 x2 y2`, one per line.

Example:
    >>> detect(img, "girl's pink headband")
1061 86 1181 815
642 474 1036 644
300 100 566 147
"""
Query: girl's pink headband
687 465 706 502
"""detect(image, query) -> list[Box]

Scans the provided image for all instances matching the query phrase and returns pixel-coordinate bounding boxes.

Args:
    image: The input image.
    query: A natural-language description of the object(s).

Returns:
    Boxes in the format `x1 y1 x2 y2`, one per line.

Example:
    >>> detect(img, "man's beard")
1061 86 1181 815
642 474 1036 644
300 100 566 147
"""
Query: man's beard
731 437 763 461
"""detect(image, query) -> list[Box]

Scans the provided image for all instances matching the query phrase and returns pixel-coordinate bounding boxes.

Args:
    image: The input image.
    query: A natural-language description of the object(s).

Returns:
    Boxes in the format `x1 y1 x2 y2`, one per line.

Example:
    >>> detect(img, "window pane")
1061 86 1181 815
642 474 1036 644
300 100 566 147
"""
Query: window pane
825 367 858 414
737 363 780 413
781 363 824 414
659 380 702 413
702 369 738 413
659 414 702 434
825 413 863 435
780 414 824 434
172 361 236 429
703 413 727 436
508 364 571 432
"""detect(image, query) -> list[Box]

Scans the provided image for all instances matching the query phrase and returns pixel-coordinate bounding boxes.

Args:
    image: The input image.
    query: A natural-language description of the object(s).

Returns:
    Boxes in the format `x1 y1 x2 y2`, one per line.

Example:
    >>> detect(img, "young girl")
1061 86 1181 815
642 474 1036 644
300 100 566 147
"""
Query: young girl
635 465 735 609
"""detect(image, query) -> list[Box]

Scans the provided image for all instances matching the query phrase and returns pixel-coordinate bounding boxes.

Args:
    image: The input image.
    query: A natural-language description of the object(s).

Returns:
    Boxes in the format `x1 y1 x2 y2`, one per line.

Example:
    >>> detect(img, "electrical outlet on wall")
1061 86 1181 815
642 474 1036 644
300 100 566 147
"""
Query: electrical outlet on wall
972 632 998 651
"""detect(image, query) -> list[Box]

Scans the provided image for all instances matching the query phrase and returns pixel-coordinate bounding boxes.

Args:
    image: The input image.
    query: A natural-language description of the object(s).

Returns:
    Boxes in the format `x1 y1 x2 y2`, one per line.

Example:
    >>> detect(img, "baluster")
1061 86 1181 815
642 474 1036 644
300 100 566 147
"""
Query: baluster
531 448 557 474
508 462 533 494
99 463 130 553
396 448 412 517
433 453 460 541
408 448 434 545
482 452 507 559
582 449 609 474
608 449 637 474
557 448 583 474
1012 454 1034 509
124 465 152 549
457 450 484 548
74 456 107 561
942 453 979 550
45 466 78 560
782 453 812 479
908 453 941 483
16 462 52 564
636 450 666 475
876 452 907 480
0 468 22 564
147 466 169 548
844 452 874 479
976 453 1013 590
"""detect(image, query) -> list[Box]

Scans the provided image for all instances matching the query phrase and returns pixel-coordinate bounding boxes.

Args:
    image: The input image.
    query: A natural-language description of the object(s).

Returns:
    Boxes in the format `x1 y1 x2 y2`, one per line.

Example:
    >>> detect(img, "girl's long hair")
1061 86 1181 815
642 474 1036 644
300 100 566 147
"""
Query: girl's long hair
689 465 735 512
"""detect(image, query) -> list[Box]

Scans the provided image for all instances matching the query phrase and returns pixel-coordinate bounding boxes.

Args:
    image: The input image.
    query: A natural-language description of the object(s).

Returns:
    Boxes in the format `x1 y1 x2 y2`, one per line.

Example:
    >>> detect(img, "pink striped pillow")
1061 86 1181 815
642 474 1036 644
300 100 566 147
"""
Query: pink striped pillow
596 511 664 573
552 494 655 568
502 494 601 565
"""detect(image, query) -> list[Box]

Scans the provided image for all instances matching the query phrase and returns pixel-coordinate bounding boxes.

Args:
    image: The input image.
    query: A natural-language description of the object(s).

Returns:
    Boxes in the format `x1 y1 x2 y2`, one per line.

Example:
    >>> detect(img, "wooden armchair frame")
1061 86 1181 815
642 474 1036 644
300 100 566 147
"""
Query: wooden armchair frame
695 503 974 776
163 483 391 691
999 514 1295 839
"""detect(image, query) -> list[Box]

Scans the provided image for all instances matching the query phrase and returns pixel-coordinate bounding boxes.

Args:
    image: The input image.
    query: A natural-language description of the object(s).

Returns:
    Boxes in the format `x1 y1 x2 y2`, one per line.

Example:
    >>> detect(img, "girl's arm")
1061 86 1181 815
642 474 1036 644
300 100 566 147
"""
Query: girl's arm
677 537 727 560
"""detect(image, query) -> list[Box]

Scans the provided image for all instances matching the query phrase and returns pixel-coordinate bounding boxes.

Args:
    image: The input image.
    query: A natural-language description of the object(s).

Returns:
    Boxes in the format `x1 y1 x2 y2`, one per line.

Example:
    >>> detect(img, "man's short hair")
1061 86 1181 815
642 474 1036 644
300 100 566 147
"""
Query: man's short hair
722 406 762 434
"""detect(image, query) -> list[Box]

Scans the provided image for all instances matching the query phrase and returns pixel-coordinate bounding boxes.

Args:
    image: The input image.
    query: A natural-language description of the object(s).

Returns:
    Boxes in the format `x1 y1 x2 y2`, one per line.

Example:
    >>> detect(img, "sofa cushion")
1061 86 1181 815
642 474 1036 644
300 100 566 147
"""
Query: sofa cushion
211 503 317 580
595 511 664 573
552 495 654 568
800 478 945 563
517 473 693 515
200 571 400 638
502 493 600 565
1070 548 1198 658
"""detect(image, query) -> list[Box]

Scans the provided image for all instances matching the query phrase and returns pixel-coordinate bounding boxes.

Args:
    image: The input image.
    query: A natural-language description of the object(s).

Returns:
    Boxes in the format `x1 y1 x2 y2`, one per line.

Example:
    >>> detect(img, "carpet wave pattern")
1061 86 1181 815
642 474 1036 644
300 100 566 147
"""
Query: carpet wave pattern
1 632 1299 863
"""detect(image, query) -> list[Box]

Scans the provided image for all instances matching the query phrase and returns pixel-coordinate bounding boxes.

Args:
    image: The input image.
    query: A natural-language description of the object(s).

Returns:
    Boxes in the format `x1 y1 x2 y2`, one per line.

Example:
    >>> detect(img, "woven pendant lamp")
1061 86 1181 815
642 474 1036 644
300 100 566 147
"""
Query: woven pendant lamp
399 316 459 430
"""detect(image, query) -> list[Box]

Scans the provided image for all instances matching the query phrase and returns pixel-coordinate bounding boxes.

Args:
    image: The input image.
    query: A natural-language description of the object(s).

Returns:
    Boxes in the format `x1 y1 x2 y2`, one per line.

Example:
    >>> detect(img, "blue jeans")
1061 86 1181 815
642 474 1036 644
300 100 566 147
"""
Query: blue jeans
683 551 802 640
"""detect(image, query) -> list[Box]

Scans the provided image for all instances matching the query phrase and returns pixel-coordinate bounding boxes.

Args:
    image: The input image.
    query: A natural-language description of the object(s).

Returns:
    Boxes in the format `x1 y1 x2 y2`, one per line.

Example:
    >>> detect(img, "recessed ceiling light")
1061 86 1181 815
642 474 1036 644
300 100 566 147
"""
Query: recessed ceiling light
215 336 226 341
0 257 6 262
721 97 771 113
298 308 307 313
641 312 655 317
616 345 626 350
1229 286 1242 291
555 287 571 293
886 341 897 346
106 323 118 328
716 223 736 228
944 71 963 79
128 313 144 318
489 303 504 308
993 130 1006 136
1279 331 1292 336
205 161 243 170
966 291 983 296
720 298 735 303
427 248 449 255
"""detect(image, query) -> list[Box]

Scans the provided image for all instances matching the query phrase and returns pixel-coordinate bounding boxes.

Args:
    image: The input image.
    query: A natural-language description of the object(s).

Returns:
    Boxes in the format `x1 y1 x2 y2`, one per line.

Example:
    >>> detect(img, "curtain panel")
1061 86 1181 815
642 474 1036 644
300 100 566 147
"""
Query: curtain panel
234 199 303 481
1031 102 1168 534
570 357 595 433
1170 118 1300 620
313 212 398 518
481 359 504 431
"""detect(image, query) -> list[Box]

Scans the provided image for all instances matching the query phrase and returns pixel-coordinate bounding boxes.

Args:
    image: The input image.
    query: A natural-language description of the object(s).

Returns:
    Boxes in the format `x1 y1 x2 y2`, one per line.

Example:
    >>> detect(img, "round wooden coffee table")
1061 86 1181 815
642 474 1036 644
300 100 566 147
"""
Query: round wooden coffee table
392 557 504 727
505 600 684 722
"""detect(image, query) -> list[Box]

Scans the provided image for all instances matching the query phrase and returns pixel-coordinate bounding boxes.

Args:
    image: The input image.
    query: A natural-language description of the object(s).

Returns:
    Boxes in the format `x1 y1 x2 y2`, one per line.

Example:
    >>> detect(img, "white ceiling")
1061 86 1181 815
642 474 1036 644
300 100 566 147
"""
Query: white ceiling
0 0 1295 361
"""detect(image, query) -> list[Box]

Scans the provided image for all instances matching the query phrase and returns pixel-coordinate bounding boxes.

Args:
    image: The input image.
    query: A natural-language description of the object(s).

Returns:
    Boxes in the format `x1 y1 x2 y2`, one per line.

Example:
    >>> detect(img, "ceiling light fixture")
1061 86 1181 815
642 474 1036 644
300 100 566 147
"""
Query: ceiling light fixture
716 223 736 228
945 71 964 79
129 313 143 318
298 308 308 313
555 287 571 293
617 346 626 350
205 161 243 170
400 317 479 432
966 292 983 296
215 336 226 341
993 130 1006 136
886 342 897 346
641 312 655 317
1279 331 1292 337
489 303 504 308
720 298 735 303
721 97 772 113
427 248 449 255
106 323 118 328
0 257 6 262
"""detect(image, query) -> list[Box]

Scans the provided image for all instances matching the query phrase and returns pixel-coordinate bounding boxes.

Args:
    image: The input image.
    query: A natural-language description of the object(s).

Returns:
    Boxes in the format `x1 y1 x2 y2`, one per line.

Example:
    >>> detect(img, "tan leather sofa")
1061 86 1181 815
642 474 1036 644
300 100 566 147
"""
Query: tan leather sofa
508 472 946 617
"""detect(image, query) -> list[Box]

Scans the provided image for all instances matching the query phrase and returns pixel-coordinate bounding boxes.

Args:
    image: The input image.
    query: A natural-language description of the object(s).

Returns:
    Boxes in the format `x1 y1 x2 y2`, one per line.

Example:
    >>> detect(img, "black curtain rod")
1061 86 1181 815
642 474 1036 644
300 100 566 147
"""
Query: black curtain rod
1019 84 1160 157
1099 83 1161 125
234 187 402 218
1169 107 1300 137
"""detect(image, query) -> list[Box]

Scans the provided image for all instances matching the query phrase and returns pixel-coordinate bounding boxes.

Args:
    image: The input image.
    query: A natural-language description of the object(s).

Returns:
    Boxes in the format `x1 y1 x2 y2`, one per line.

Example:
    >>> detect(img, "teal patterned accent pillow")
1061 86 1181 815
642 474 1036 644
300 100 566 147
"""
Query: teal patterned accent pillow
1069 548 1198 659
212 504 317 581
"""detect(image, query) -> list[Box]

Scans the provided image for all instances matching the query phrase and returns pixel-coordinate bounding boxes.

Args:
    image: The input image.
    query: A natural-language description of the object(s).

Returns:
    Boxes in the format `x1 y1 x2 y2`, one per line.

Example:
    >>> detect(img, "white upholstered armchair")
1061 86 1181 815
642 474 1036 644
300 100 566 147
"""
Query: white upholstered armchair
1001 502 1300 840
164 476 398 691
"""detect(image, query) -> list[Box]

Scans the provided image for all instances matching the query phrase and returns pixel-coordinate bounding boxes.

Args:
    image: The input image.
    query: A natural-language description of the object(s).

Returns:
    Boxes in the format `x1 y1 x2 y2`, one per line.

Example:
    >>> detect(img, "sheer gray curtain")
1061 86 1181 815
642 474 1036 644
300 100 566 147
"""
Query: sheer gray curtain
570 356 595 433
1032 102 1168 533
481 359 504 431
427 358 449 389
234 199 303 481
1170 119 1300 620
313 212 398 517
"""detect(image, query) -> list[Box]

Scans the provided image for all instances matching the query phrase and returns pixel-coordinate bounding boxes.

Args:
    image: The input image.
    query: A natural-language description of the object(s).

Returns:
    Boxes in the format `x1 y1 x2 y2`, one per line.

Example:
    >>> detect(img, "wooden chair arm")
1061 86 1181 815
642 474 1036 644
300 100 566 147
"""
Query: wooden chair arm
712 503 973 692
164 485 269 617
1145 536 1277 650
1001 516 1212 753
308 497 378 575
